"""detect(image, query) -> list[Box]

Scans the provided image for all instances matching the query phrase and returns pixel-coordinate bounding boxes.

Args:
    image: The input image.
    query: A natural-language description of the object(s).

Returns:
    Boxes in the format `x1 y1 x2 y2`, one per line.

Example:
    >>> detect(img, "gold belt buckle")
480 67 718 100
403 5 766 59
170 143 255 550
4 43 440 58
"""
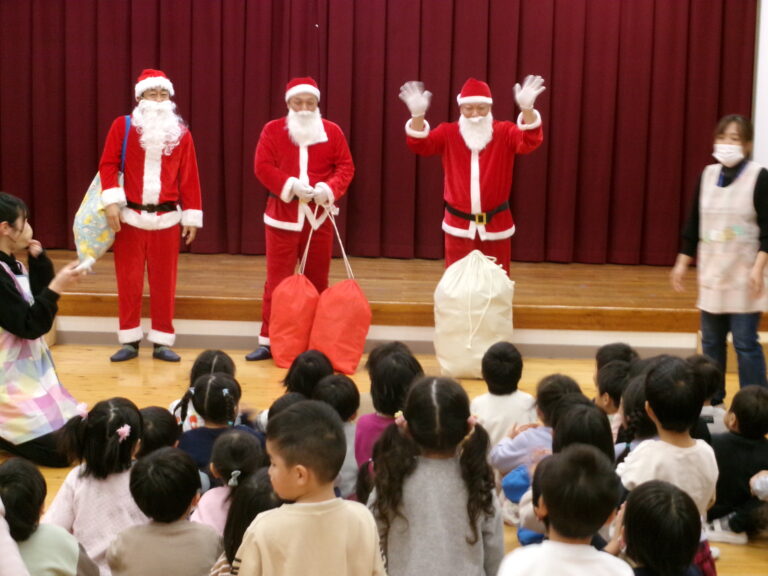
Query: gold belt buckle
474 212 487 226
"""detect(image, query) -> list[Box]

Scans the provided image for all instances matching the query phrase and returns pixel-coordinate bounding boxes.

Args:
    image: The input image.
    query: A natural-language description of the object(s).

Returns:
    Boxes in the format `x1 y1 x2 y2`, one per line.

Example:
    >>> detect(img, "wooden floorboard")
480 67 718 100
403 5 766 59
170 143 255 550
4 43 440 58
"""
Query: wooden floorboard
1 345 764 575
49 250 707 332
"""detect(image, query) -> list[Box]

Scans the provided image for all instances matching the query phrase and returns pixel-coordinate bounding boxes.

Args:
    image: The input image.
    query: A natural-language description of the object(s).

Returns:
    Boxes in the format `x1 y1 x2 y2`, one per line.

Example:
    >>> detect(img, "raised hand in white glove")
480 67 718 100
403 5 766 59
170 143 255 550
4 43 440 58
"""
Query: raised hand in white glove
291 180 314 202
514 75 546 111
399 81 432 118
312 187 330 206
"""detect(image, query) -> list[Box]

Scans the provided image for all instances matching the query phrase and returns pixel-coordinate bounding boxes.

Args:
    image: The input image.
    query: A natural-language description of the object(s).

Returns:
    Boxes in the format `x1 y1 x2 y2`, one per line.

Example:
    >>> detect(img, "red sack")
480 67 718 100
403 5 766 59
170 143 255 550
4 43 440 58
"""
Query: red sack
308 278 371 374
270 274 319 368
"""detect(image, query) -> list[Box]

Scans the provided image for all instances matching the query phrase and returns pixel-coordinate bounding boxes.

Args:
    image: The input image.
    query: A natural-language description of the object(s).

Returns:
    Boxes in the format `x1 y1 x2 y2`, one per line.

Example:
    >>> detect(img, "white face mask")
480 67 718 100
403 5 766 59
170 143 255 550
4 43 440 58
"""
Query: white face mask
713 144 745 168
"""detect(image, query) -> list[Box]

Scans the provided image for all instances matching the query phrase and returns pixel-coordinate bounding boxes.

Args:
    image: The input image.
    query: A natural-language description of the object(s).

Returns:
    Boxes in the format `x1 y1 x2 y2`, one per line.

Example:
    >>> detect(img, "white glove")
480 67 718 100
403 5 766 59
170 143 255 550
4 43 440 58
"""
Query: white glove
514 75 546 111
312 187 330 206
291 180 314 202
399 81 432 118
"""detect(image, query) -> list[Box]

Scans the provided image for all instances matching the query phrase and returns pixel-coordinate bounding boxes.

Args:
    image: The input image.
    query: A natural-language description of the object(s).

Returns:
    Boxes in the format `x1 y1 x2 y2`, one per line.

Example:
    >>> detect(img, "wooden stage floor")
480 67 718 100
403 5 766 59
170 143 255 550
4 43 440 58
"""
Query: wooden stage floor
49 250 704 333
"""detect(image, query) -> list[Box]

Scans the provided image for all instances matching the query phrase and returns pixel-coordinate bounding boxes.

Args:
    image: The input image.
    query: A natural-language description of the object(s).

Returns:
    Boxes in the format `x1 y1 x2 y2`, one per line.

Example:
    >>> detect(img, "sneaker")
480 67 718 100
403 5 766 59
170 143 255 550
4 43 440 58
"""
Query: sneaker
110 344 139 362
152 346 181 362
245 346 272 362
705 518 748 545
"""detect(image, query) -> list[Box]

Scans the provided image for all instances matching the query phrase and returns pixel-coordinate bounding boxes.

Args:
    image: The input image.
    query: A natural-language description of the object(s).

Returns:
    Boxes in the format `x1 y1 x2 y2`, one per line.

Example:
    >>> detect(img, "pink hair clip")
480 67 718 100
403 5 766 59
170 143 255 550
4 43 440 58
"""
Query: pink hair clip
394 410 407 429
116 424 131 443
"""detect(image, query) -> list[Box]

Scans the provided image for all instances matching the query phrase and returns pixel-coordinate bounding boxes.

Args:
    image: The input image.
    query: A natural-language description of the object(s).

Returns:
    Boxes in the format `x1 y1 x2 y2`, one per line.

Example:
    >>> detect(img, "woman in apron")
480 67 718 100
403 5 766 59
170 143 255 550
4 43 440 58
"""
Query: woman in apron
671 115 768 402
0 192 84 466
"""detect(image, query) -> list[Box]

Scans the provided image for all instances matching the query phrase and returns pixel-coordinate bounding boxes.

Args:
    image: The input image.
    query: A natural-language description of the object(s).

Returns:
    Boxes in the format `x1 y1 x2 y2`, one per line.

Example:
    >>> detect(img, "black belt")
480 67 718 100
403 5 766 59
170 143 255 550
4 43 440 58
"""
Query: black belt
445 201 509 226
126 201 178 213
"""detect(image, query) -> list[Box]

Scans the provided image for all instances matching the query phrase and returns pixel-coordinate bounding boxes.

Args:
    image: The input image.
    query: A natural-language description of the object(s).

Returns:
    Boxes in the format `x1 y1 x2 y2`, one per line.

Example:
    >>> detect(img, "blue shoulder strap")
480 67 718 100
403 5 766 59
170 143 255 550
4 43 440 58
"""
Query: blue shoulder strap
120 115 131 173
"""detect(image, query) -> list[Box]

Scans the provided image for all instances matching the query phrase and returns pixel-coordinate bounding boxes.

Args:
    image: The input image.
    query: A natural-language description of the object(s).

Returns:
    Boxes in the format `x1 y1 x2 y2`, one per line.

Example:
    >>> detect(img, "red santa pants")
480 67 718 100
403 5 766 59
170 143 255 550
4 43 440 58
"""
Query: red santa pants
444 234 511 274
113 222 179 346
259 220 334 344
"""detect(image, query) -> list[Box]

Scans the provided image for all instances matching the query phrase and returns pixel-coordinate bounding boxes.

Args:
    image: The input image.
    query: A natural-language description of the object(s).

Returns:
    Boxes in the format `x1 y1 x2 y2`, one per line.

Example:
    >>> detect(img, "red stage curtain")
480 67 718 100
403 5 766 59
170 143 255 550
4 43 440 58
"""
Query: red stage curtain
0 0 756 264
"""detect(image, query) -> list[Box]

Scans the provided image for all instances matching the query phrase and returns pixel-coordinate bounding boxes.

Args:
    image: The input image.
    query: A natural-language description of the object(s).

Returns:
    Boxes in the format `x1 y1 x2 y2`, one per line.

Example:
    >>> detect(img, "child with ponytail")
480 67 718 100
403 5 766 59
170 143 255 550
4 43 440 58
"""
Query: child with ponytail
190 429 265 536
43 398 147 575
369 377 503 576
171 349 237 431
177 373 263 488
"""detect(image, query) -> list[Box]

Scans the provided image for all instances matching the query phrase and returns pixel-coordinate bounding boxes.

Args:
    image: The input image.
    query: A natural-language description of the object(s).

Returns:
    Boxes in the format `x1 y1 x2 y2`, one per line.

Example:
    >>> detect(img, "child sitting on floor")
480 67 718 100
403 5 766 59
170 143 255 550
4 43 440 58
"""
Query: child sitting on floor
43 398 147 575
594 360 631 441
471 342 537 448
136 406 181 458
107 447 222 576
0 457 98 575
688 354 727 435
234 400 386 576
171 349 237 431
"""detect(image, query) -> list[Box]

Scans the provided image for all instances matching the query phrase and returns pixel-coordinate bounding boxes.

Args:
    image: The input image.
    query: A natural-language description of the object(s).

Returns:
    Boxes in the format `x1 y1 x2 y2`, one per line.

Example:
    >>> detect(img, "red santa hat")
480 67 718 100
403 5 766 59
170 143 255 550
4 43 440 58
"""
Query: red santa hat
456 78 493 106
134 69 175 101
285 77 321 102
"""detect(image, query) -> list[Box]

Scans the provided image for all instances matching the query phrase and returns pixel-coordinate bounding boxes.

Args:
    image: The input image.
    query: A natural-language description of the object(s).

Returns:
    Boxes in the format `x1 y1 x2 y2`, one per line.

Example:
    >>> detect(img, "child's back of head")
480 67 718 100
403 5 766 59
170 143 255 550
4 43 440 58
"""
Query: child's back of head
137 406 181 458
312 374 361 422
177 372 242 427
190 349 236 387
58 397 143 479
367 344 423 416
0 458 46 541
595 342 638 371
267 392 306 423
535 374 582 427
282 350 334 397
222 468 281 564
267 400 347 488
481 341 523 395
372 377 495 545
645 356 704 433
729 385 768 439
552 403 614 462
620 375 657 442
686 354 723 407
534 444 620 539
211 429 265 494
624 480 701 576
596 360 631 413
130 447 200 523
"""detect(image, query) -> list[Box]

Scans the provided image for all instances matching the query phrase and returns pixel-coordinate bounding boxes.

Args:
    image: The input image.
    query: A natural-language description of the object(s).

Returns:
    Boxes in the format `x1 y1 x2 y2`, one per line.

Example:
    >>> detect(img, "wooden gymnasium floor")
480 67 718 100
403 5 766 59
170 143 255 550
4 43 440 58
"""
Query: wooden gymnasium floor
5 346 764 575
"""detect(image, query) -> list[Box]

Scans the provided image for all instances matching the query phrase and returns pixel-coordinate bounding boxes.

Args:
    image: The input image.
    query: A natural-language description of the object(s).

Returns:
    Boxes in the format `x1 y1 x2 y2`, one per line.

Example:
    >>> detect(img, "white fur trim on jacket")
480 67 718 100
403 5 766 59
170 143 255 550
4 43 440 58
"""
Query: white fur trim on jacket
121 207 182 230
314 182 335 206
516 109 542 131
101 187 127 207
442 220 516 241
264 211 305 232
181 209 203 228
142 149 162 205
148 329 175 346
118 326 144 344
135 77 175 100
285 84 321 101
281 177 299 202
405 118 430 138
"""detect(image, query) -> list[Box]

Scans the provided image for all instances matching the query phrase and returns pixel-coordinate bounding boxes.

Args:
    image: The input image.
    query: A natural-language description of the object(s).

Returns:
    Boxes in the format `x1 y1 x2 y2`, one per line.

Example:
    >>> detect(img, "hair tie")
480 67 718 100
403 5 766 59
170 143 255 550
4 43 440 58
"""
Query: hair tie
228 470 241 487
116 424 131 443
394 410 407 430
222 389 230 397
189 387 195 396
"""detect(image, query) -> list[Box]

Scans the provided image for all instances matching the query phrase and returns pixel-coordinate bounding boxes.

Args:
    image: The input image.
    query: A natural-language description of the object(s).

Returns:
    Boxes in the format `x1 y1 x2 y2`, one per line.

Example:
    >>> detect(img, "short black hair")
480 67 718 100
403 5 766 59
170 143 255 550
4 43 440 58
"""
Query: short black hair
282 350 334 397
538 445 621 538
549 393 592 431
0 192 28 227
0 458 46 541
211 429 265 493
130 447 200 522
596 342 638 370
624 481 701 575
481 341 523 395
686 354 723 401
312 374 361 422
266 400 346 483
535 374 582 426
730 386 768 439
368 348 423 416
552 403 615 462
137 406 181 458
645 356 704 433
596 360 631 407
190 349 236 387
267 392 306 423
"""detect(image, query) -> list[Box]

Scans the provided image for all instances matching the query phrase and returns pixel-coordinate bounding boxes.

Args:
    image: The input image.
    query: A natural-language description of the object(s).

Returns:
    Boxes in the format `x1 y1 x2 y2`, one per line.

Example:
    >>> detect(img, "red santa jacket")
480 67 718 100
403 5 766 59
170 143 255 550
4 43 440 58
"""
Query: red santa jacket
406 118 542 240
99 115 203 230
255 117 354 232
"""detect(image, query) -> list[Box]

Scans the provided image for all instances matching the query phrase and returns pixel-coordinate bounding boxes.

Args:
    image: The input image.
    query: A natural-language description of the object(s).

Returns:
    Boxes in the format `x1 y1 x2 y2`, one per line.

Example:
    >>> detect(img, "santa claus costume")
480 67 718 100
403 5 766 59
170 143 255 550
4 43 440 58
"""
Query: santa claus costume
247 77 354 361
99 69 203 361
404 78 543 273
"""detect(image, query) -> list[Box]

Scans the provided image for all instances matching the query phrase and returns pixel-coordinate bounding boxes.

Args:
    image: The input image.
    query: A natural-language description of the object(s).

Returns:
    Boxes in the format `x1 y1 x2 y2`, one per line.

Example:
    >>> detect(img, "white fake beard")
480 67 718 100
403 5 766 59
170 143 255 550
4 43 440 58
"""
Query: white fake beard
286 109 326 146
459 113 494 152
132 99 185 155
